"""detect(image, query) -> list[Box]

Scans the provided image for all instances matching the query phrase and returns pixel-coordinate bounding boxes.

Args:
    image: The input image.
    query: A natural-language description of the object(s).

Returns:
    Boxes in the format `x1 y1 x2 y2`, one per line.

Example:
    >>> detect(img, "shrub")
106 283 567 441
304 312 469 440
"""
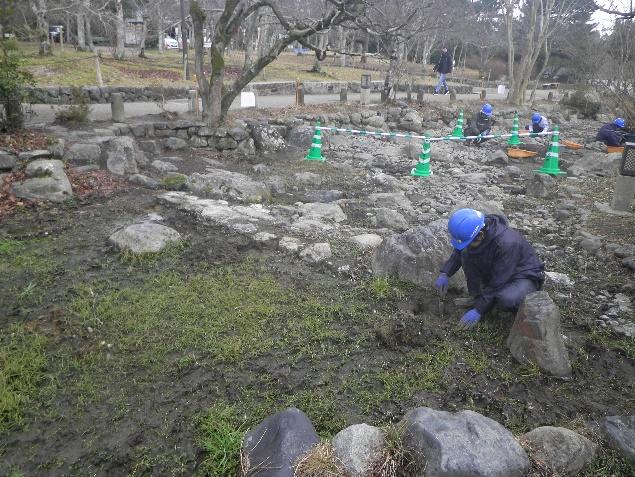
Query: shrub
0 39 34 131
561 89 601 119
55 87 91 124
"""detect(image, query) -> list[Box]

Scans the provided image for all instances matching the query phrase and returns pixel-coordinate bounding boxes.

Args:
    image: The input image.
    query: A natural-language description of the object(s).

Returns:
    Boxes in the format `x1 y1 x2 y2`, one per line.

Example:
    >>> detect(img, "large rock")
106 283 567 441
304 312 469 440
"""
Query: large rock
401 407 530 477
299 243 332 263
164 137 189 151
287 125 317 149
299 202 347 223
0 152 16 170
11 159 73 203
100 137 141 176
372 219 466 291
375 208 409 231
251 124 286 151
237 138 256 156
188 169 269 203
506 291 572 377
521 426 596 475
64 143 102 165
332 424 385 476
350 234 383 249
601 415 635 460
526 173 557 198
108 222 182 254
569 151 618 177
242 408 319 477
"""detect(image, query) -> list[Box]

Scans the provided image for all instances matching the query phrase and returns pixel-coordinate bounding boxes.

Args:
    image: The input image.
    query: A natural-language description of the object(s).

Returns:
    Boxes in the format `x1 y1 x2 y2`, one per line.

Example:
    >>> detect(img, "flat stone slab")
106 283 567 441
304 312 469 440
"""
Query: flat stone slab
108 222 182 254
350 234 383 249
601 415 635 460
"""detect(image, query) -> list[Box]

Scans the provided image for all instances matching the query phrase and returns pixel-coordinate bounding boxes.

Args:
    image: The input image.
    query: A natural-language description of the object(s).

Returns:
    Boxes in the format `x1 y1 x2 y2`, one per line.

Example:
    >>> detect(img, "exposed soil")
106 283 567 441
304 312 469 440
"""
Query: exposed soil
1 111 634 477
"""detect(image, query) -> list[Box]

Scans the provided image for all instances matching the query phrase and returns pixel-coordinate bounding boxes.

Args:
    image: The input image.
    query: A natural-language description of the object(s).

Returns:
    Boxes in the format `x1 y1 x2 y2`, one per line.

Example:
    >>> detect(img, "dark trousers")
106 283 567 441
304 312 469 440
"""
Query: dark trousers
494 278 539 311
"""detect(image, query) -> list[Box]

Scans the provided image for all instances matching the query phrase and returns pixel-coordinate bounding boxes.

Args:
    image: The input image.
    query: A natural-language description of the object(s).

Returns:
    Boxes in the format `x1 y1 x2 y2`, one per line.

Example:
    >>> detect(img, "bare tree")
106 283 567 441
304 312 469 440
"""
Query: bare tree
114 0 125 59
190 0 362 126
506 0 583 104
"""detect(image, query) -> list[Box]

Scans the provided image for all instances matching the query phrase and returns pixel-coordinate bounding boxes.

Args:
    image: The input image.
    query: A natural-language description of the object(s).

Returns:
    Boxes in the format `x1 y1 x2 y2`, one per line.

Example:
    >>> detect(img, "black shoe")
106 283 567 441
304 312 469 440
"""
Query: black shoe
433 91 438 95
445 90 450 95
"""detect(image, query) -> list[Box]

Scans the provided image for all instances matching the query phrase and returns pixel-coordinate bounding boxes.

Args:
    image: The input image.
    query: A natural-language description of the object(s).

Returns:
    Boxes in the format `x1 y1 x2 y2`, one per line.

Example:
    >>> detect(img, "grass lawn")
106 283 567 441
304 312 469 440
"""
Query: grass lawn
16 41 474 88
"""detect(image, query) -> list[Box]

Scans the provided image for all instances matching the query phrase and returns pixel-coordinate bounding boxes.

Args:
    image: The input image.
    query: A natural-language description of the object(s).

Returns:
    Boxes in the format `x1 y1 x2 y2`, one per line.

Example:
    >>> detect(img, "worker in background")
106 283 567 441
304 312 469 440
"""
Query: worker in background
434 209 545 330
432 46 453 95
526 112 549 134
464 104 495 146
596 118 627 146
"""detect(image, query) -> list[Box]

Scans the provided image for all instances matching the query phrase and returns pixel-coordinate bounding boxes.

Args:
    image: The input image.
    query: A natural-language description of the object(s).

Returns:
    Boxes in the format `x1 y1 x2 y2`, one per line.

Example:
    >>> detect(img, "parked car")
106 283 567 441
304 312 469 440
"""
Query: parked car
164 36 179 49
49 25 64 42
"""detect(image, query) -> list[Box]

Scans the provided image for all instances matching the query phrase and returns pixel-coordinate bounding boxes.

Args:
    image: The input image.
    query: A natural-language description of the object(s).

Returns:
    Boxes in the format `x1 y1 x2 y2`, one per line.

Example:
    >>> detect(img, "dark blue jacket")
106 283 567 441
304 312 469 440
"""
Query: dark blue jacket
434 52 453 74
596 123 625 146
440 215 544 313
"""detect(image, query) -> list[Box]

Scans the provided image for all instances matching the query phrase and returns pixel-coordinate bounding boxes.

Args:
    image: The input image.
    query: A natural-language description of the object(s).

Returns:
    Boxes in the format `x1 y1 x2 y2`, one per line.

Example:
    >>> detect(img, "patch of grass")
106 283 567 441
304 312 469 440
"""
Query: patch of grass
370 423 421 477
587 330 635 360
0 238 24 255
69 264 357 372
118 239 188 266
287 389 347 438
198 403 246 477
0 325 47 433
579 446 635 477
294 442 345 477
368 276 416 301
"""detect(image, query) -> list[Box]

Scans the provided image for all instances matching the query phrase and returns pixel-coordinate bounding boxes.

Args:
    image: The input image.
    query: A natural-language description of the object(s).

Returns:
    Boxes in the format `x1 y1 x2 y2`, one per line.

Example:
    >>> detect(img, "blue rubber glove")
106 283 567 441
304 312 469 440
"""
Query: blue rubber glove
434 273 449 295
459 308 481 330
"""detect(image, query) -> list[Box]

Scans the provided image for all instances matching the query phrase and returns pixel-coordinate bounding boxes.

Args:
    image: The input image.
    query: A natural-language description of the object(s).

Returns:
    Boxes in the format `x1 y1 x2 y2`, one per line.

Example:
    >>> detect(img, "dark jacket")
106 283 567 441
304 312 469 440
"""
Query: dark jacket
434 52 453 74
596 123 625 146
464 111 495 136
440 215 544 314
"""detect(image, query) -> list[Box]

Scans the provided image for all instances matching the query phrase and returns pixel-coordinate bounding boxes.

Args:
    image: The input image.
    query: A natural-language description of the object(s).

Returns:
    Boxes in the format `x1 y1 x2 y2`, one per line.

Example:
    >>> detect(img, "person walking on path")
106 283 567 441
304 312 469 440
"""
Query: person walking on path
434 208 545 330
433 46 453 95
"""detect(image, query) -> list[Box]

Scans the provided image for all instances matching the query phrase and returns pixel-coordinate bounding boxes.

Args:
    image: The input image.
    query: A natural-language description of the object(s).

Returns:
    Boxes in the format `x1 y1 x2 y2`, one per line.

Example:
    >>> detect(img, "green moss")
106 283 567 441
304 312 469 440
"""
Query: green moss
0 325 47 433
161 173 188 191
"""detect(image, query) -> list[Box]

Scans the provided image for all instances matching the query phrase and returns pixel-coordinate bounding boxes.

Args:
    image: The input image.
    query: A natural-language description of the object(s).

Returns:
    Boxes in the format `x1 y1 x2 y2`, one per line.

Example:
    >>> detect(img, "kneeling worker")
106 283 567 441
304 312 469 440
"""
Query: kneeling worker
464 103 495 145
526 112 549 134
434 209 545 329
596 118 627 146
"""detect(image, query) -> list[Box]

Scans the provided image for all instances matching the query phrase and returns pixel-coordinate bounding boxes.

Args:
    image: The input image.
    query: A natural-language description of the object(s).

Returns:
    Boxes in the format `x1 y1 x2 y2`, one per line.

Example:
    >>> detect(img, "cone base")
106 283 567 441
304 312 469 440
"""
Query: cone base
411 167 433 177
534 168 566 176
305 154 325 161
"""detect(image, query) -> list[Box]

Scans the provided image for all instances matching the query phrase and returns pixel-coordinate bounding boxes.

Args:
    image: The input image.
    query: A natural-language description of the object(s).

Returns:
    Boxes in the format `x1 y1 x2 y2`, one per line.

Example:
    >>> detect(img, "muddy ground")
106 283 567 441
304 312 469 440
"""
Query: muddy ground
1 104 634 477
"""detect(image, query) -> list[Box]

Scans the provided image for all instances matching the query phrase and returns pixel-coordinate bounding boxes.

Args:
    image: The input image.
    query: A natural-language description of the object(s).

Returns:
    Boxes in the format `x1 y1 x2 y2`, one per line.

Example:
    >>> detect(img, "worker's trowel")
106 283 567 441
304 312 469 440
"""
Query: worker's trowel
438 291 446 319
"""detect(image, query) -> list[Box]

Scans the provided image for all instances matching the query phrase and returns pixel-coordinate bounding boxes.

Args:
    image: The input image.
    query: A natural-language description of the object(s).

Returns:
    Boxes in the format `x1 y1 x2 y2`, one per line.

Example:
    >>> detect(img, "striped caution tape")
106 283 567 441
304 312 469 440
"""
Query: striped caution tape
314 126 552 142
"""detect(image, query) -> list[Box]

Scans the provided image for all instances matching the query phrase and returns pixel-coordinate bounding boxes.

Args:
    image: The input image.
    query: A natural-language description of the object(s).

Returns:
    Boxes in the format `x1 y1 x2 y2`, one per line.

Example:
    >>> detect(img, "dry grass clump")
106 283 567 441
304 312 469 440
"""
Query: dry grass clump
294 442 347 477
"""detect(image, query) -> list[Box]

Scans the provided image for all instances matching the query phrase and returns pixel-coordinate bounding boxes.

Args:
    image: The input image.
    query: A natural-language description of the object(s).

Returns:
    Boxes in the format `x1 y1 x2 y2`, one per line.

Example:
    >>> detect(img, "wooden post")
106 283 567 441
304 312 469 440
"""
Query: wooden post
59 27 64 52
95 55 104 87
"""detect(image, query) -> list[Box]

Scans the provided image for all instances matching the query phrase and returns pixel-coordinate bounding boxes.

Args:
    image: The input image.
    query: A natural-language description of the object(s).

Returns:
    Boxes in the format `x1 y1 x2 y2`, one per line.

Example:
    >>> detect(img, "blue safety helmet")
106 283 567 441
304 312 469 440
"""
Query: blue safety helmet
448 208 486 251
614 117 625 128
532 112 541 124
481 103 493 117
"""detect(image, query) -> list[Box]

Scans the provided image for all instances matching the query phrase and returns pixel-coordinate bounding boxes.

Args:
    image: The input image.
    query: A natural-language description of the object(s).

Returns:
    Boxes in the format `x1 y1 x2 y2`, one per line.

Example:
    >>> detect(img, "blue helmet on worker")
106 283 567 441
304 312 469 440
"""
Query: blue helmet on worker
481 104 493 117
532 113 542 124
614 117 625 128
448 208 486 251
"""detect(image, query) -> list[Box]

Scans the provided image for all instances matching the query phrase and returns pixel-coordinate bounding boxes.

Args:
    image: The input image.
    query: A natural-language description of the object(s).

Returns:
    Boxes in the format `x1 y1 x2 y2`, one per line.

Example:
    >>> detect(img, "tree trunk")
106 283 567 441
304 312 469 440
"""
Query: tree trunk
382 39 400 102
114 0 125 60
77 12 86 50
311 33 326 73
85 14 94 52
339 26 346 67
138 18 148 57
243 13 259 69
504 0 514 95
361 32 369 64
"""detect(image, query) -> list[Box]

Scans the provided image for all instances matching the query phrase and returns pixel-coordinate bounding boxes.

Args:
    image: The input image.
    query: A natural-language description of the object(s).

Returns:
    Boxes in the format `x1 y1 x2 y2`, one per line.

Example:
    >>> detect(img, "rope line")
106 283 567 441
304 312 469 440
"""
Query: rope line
315 126 552 142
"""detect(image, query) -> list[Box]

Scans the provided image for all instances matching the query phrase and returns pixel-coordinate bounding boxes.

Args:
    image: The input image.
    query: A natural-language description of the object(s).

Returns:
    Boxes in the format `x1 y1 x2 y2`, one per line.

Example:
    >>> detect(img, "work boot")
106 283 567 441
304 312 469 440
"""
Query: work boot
433 91 439 95
445 90 450 95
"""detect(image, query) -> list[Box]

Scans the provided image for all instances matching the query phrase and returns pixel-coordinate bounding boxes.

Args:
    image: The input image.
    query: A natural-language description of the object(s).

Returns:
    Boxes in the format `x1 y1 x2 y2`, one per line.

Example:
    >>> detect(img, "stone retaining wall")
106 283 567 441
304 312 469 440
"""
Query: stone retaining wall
25 81 473 104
